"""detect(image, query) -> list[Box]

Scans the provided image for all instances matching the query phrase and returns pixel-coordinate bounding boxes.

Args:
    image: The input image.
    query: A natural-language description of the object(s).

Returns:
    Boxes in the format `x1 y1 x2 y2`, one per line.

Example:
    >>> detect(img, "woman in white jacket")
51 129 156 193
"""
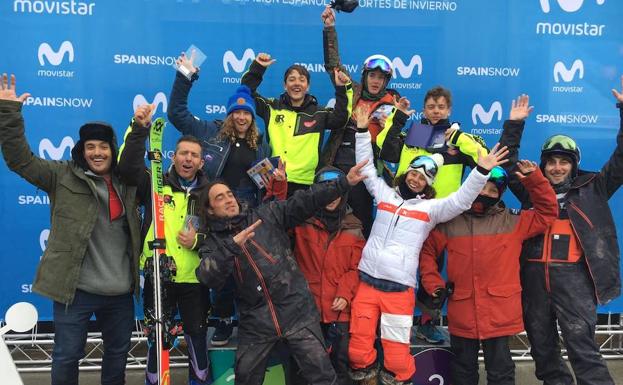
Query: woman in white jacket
348 100 509 385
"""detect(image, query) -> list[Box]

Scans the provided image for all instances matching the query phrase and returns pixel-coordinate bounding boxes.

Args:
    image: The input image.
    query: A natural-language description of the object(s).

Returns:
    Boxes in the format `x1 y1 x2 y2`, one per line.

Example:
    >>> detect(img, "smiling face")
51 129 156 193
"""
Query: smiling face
84 139 113 176
284 68 310 106
404 170 428 193
172 140 204 181
543 155 573 185
207 183 240 218
231 109 253 138
365 69 387 95
423 96 451 125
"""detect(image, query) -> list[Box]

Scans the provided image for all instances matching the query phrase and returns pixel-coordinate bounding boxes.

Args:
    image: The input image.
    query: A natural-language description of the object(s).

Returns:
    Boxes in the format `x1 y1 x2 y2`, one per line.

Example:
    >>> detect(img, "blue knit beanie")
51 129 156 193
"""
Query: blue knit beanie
226 85 256 117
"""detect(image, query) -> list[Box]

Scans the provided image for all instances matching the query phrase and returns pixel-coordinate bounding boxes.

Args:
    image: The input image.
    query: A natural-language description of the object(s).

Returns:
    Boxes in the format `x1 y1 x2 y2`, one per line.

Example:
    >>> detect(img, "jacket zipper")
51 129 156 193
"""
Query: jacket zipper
568 202 594 229
233 256 244 284
382 202 403 247
211 140 231 178
250 239 277 264
241 244 283 336
544 227 551 293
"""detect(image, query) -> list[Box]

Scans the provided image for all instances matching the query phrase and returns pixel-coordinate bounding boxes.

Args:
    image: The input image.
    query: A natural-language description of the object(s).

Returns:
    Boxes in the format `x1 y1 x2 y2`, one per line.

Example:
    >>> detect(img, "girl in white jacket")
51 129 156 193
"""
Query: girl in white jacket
348 100 509 385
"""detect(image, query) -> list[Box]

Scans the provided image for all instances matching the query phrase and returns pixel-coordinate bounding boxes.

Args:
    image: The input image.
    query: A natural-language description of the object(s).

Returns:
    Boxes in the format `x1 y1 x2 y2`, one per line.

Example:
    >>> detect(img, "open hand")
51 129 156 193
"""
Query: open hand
477 142 509 171
256 53 276 68
515 159 537 180
509 94 534 121
353 104 372 130
0 74 31 103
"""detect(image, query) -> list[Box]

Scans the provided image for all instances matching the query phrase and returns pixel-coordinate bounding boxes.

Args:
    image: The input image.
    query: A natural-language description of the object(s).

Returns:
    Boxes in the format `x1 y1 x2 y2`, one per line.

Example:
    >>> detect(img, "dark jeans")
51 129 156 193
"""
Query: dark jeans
235 324 337 385
450 334 515 385
51 289 134 385
143 281 211 384
212 275 236 319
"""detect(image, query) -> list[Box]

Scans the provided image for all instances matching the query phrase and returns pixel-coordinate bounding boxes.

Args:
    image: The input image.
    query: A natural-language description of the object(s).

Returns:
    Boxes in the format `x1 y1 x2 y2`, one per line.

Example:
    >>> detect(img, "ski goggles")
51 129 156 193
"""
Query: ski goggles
315 169 345 183
363 57 392 74
541 134 578 153
488 166 508 189
409 156 438 179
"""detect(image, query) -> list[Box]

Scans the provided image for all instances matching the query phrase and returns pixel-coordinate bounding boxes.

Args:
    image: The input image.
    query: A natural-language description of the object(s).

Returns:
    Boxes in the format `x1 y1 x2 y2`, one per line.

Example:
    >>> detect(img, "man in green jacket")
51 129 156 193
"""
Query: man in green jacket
0 73 146 385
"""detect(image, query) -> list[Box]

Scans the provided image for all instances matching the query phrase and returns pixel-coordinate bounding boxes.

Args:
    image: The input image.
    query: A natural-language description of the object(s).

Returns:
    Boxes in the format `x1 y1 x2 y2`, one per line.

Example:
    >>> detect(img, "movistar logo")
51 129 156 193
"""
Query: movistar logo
472 101 503 125
392 55 423 79
39 136 74 160
553 59 584 83
223 48 255 74
38 41 74 66
133 92 167 114
540 0 605 13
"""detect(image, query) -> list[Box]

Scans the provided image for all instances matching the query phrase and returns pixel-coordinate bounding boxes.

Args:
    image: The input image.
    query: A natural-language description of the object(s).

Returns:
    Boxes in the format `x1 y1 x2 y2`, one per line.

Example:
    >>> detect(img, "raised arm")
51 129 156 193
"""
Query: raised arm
0 73 61 192
596 76 623 198
241 53 275 125
512 160 558 239
167 53 221 139
322 6 351 85
354 104 396 199
324 70 353 130
499 94 534 207
117 104 154 202
430 143 509 224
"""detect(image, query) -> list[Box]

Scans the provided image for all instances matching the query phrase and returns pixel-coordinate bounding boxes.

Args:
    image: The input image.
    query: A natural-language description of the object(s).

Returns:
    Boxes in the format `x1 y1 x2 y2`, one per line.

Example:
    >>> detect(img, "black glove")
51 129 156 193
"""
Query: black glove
431 282 454 309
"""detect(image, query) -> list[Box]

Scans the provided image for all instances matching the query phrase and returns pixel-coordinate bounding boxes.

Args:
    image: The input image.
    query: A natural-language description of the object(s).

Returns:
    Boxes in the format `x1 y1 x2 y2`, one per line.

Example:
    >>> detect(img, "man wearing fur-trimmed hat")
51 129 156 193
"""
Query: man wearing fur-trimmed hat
0 73 149 385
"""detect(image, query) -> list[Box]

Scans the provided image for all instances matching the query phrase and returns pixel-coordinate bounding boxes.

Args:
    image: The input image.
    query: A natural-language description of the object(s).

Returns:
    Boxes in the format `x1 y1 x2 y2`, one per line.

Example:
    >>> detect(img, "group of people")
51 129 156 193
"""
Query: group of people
1 6 622 385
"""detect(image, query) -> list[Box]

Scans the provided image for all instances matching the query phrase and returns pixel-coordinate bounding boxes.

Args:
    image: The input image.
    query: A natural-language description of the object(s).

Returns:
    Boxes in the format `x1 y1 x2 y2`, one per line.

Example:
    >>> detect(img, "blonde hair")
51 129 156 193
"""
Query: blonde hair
218 113 260 150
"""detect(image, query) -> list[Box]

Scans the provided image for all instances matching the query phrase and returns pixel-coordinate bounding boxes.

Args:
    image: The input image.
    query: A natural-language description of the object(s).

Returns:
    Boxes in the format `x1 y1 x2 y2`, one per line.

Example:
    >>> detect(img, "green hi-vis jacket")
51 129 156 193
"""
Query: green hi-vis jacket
242 61 353 185
378 109 488 198
118 121 209 284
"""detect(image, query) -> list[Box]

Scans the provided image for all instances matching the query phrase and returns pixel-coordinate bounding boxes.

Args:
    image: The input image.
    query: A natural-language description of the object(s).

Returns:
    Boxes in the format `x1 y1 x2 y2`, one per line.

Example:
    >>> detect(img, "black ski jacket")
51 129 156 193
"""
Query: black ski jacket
196 177 351 344
499 106 623 304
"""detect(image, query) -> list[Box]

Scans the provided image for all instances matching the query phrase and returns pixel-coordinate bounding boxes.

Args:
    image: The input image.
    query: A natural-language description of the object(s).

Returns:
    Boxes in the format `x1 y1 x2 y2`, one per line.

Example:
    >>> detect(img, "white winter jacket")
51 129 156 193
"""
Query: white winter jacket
356 131 489 288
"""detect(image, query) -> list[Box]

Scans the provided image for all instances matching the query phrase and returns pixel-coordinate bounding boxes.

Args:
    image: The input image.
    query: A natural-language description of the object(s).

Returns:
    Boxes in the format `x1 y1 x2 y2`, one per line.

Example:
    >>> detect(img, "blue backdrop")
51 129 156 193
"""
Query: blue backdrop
1 0 622 321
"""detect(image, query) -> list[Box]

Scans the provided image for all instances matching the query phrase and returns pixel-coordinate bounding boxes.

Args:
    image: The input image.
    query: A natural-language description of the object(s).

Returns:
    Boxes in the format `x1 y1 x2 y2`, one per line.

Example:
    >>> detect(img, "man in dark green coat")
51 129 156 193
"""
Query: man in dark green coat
0 73 147 385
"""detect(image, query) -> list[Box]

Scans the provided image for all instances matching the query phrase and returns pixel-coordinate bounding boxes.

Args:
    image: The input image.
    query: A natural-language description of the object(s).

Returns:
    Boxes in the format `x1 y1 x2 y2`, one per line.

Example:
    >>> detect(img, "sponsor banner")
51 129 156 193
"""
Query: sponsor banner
1 0 621 320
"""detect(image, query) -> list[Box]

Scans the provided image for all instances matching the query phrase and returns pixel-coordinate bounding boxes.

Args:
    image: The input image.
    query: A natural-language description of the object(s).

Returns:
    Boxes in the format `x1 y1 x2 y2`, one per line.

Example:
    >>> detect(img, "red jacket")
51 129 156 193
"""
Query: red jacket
294 213 364 323
419 169 558 340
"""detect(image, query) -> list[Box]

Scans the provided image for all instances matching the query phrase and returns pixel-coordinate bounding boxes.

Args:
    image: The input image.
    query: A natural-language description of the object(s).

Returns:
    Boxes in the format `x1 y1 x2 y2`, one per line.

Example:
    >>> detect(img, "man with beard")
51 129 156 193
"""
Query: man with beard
499 90 623 385
196 161 366 385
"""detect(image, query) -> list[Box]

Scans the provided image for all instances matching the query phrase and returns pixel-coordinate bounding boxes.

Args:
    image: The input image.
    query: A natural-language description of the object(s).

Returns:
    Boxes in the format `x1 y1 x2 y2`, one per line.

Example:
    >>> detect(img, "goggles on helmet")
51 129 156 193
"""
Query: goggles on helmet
363 56 393 76
409 156 438 180
541 134 578 153
315 169 345 184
